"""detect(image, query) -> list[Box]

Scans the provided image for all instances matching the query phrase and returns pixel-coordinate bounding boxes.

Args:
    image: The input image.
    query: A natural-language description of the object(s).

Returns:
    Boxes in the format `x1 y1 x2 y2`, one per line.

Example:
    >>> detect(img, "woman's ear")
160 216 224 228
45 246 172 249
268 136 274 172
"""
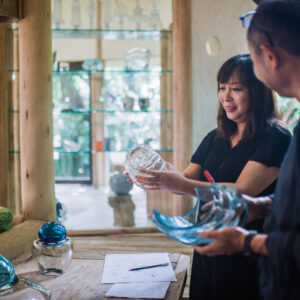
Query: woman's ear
259 44 281 70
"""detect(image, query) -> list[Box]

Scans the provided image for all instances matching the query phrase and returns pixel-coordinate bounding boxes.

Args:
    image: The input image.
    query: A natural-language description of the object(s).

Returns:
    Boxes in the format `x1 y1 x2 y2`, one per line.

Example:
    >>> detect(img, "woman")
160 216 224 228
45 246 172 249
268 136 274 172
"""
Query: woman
135 54 291 299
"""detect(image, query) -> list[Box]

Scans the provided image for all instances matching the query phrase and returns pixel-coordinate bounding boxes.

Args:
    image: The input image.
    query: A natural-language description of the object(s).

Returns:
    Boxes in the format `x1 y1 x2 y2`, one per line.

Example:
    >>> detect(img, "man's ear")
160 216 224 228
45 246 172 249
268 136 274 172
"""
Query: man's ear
259 44 280 70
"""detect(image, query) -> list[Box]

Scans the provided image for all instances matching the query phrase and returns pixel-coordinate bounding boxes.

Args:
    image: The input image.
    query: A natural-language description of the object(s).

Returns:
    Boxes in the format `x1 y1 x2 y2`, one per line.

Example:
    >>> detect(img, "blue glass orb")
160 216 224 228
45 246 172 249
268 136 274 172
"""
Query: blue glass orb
38 221 66 244
109 171 133 195
0 255 15 288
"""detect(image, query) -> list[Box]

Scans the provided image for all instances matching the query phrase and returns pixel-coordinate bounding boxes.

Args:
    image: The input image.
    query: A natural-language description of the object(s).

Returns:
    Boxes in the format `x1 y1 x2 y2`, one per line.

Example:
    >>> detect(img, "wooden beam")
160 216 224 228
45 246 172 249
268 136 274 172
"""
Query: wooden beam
18 0 56 221
172 0 194 213
0 24 8 208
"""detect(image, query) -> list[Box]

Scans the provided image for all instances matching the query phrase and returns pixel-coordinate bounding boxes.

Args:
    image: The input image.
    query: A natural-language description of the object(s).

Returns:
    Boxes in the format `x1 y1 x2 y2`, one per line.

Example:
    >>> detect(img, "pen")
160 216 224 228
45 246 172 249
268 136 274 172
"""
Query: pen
129 263 169 271
204 170 215 184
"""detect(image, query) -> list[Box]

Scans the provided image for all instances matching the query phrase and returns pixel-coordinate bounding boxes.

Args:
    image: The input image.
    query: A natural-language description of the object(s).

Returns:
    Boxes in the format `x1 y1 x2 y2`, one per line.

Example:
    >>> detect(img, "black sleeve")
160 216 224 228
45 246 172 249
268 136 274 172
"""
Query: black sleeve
191 129 217 165
249 125 292 167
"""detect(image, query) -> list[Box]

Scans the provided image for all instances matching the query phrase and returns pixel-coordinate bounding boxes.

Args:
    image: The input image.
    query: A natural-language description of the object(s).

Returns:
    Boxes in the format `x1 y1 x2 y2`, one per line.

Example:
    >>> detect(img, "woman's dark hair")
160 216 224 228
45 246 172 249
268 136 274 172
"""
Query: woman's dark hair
216 53 280 141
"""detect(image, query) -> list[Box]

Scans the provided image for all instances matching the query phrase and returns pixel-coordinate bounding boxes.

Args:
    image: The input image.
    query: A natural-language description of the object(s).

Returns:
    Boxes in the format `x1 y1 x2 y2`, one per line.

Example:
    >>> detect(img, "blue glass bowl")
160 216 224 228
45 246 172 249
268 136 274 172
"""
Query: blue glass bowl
151 185 248 245
0 255 51 299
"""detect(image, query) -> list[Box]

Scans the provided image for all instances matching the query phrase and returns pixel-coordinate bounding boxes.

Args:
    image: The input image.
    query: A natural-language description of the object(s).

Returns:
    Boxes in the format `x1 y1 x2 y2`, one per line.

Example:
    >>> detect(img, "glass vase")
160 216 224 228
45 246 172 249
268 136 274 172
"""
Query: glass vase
124 144 167 188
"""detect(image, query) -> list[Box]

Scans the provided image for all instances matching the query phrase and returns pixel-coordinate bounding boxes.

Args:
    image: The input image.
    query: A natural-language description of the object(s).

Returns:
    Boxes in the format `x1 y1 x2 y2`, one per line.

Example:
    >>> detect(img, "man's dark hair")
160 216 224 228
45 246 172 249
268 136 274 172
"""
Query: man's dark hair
247 1 300 56
216 54 281 141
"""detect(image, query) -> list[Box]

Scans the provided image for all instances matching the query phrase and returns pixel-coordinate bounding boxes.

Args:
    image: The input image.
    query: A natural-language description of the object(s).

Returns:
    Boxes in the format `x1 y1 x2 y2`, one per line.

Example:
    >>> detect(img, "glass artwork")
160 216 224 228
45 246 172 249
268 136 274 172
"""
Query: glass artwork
100 0 113 29
148 0 162 30
32 222 73 276
124 144 167 188
0 255 51 299
113 0 129 29
152 185 248 245
52 0 64 29
71 0 82 29
82 58 104 72
109 171 133 195
124 47 151 71
86 0 97 29
130 0 148 30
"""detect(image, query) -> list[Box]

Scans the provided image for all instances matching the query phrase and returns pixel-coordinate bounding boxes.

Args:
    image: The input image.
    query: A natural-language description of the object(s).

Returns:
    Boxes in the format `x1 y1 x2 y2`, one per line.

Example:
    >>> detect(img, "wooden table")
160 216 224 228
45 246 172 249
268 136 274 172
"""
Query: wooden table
13 251 190 300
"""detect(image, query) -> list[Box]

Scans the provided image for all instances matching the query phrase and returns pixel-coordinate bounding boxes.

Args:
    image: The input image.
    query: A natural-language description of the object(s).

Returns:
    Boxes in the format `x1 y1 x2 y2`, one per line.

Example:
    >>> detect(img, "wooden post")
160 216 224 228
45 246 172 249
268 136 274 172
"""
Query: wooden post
7 24 22 214
146 29 175 216
18 0 56 221
91 0 107 188
0 24 9 208
172 0 194 213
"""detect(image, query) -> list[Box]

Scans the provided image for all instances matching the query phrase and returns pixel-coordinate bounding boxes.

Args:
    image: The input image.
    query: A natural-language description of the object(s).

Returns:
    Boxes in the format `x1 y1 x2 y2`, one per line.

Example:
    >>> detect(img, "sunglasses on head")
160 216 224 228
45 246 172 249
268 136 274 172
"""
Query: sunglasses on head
240 11 275 46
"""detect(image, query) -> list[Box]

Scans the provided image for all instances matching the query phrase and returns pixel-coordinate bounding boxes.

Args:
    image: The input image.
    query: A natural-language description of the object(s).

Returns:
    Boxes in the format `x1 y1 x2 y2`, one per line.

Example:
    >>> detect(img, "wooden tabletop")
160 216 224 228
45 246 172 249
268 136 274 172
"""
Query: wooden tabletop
13 251 190 300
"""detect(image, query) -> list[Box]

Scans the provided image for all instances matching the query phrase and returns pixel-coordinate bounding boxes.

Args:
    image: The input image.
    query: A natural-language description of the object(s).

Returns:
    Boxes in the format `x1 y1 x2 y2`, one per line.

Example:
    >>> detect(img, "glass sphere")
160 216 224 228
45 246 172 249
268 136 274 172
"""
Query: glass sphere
124 144 167 188
32 222 73 276
0 255 51 299
109 171 133 195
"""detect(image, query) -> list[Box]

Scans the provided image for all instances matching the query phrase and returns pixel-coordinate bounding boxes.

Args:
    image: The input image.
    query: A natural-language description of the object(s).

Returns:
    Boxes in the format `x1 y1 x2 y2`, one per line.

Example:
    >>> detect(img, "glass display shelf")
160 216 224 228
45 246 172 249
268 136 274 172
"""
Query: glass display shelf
8 69 172 74
9 109 172 114
55 109 172 114
9 149 173 154
8 28 172 40
54 149 173 153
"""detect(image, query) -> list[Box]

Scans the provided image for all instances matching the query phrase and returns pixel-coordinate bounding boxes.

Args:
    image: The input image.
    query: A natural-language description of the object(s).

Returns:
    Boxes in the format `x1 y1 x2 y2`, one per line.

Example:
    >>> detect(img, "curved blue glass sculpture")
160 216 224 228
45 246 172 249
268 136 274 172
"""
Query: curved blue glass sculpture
151 185 248 245
38 221 67 244
0 255 51 299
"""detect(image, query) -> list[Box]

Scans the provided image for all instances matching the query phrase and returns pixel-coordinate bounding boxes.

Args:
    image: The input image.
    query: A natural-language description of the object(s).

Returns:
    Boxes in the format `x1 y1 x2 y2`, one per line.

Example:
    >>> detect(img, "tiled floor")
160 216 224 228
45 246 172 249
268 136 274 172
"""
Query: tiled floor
55 184 153 231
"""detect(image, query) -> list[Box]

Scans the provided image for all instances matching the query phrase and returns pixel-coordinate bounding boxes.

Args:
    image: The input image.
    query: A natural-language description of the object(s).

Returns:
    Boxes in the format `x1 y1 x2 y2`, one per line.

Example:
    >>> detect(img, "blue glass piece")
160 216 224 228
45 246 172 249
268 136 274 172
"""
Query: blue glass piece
0 255 15 288
82 58 103 72
151 185 248 246
38 221 67 244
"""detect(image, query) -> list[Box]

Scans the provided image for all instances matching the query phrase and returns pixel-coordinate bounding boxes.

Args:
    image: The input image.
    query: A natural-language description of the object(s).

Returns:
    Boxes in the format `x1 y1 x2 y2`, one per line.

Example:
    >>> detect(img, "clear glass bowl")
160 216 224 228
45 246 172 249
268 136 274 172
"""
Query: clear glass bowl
0 255 51 300
124 144 167 188
123 48 151 71
151 185 248 245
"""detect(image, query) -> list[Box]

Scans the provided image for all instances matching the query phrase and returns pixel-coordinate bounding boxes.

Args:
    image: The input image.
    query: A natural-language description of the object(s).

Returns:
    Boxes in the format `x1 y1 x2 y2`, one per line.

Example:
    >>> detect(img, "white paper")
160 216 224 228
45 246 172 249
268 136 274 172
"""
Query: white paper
101 253 177 283
105 282 170 299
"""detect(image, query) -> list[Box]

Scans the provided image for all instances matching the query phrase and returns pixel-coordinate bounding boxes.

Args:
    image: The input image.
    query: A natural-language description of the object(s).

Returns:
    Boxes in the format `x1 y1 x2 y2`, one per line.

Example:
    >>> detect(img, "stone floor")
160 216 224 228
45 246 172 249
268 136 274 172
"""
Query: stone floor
55 184 152 231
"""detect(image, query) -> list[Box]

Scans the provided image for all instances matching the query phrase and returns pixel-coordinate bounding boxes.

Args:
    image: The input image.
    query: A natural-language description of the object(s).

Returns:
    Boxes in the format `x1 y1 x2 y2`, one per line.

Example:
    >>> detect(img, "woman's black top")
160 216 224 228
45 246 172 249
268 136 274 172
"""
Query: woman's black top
189 124 291 300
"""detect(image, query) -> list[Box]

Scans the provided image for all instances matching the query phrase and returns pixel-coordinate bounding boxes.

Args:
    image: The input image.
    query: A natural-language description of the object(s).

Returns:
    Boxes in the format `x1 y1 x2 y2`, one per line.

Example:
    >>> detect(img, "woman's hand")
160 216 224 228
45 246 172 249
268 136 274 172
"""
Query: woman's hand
242 194 272 223
135 162 188 194
193 227 248 256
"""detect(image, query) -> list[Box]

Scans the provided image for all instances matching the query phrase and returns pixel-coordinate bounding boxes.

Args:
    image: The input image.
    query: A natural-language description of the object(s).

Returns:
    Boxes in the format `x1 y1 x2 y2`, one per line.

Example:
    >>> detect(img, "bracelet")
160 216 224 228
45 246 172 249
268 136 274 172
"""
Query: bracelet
244 230 258 259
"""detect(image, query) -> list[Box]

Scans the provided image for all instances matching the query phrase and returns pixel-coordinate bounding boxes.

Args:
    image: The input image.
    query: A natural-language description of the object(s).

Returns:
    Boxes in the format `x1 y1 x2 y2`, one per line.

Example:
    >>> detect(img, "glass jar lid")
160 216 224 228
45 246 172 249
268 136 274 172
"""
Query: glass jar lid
38 221 67 244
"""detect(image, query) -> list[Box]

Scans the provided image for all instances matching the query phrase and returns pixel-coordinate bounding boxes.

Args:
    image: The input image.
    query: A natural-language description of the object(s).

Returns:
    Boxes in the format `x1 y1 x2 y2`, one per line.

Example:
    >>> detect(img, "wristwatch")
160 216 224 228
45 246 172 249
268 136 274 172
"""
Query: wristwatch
244 230 258 258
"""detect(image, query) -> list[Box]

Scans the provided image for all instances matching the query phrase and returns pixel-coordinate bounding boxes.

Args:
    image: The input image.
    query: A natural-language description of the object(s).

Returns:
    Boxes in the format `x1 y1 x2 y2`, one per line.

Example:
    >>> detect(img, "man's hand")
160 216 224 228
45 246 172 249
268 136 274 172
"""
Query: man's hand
193 227 248 256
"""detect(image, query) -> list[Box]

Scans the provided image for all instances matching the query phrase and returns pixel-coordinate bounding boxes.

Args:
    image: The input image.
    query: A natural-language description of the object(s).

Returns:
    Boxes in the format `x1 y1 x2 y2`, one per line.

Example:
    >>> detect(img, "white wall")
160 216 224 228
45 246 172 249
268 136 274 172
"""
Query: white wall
191 0 256 151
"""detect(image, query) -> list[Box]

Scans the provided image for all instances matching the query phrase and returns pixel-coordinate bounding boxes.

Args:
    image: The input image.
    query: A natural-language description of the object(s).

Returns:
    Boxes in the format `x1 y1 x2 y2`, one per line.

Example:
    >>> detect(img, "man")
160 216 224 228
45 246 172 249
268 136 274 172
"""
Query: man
194 1 300 299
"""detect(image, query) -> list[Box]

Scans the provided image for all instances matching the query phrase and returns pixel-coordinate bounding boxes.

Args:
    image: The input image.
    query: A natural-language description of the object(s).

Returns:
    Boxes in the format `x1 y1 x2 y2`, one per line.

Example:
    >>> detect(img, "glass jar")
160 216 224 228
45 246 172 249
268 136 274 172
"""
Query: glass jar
32 222 73 276
0 255 51 299
124 144 167 188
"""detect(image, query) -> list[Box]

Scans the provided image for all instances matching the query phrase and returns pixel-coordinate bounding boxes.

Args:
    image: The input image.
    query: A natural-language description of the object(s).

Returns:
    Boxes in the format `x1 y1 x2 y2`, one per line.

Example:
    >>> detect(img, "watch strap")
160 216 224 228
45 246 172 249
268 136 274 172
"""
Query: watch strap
244 230 258 259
